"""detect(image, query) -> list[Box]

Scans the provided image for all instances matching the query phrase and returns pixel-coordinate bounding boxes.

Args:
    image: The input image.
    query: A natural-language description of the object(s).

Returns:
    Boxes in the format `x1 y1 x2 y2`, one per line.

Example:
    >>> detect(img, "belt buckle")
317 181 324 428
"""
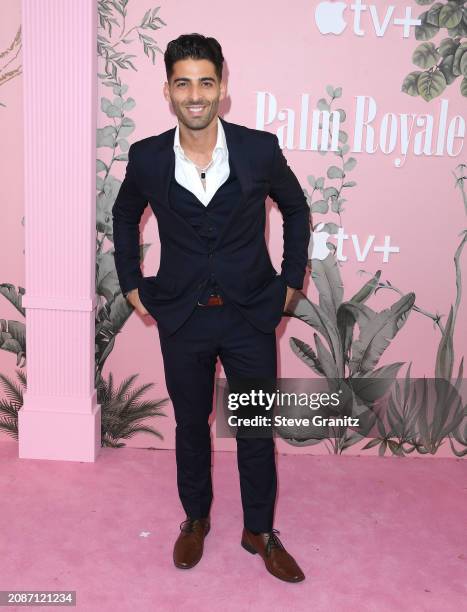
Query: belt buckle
198 293 224 307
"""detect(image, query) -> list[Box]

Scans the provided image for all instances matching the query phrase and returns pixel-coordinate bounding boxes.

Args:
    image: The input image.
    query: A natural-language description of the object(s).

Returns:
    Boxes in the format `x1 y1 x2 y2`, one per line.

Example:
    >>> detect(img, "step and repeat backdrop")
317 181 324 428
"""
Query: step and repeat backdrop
1 1 466 456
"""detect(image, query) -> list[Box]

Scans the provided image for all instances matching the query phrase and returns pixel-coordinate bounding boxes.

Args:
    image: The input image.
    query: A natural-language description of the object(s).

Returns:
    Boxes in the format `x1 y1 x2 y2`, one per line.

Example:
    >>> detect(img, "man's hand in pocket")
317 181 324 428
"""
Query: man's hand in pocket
283 286 297 312
125 288 149 316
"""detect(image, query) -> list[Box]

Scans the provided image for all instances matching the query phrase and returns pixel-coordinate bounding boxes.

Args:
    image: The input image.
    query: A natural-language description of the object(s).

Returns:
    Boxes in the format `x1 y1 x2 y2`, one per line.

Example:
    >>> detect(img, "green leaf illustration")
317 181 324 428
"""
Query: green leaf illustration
413 42 440 69
417 70 447 101
439 2 463 29
327 166 344 179
415 10 440 40
453 43 467 76
289 337 325 376
345 293 416 375
402 71 422 96
311 252 344 323
439 54 457 85
435 305 454 380
439 37 460 58
426 2 443 27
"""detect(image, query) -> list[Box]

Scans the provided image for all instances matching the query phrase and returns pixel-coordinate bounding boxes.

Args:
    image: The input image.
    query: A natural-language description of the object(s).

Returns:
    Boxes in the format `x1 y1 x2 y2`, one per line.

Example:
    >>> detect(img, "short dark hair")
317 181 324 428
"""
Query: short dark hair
164 33 224 81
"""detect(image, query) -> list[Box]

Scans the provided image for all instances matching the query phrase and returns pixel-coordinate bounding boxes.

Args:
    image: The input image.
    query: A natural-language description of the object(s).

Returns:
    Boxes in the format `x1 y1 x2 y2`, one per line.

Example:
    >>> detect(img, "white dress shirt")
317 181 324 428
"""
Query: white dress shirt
173 117 230 206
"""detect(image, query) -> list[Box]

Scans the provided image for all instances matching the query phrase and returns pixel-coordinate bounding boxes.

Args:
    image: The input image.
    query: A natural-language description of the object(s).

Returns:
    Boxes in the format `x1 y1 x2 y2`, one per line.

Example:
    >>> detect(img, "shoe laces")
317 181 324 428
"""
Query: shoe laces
265 528 284 556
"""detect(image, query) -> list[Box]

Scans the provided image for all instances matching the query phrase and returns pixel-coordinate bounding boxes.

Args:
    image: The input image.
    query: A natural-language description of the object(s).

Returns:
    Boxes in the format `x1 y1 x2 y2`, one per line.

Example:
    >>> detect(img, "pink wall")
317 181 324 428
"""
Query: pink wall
1 0 466 457
0 1 24 423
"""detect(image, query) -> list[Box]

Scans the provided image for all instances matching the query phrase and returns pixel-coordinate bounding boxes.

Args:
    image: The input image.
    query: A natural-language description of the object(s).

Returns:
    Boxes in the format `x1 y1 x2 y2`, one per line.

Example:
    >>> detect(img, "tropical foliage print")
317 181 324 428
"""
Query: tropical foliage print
97 1 170 446
284 84 466 456
1 2 465 456
402 0 467 100
0 24 21 108
0 2 170 447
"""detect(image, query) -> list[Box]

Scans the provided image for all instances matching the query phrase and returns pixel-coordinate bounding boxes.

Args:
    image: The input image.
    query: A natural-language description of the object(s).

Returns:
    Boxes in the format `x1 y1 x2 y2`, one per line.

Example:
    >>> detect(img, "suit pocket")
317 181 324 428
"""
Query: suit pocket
153 274 177 293
137 276 151 312
143 273 180 300
246 264 277 291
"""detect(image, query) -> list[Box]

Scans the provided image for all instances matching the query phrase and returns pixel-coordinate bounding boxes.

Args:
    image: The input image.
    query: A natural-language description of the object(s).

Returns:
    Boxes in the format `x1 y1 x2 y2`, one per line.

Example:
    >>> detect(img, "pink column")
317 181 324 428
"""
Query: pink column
19 0 100 461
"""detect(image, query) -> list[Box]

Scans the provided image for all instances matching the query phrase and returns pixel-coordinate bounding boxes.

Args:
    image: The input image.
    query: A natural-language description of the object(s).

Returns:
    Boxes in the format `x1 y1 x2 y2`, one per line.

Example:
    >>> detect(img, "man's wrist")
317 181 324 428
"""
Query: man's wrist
286 283 302 291
280 271 304 291
123 288 137 299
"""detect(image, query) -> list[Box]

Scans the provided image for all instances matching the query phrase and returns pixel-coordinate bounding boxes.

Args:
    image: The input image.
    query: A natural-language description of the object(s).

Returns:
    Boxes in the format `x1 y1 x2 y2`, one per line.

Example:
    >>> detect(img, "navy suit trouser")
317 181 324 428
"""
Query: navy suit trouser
158 296 278 533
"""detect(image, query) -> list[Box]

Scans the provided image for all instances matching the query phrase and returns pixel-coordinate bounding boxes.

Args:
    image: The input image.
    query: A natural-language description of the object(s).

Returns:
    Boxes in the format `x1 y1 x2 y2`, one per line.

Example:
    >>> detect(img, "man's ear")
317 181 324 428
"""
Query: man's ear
163 81 170 102
219 80 227 101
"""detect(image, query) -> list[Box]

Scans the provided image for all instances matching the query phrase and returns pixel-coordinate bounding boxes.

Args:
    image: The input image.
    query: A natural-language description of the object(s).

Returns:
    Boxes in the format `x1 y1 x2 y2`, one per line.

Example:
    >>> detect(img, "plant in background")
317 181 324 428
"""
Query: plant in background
0 2 169 447
280 84 413 453
0 276 169 446
0 369 25 440
95 1 167 381
402 0 467 100
95 1 166 384
358 163 467 456
0 25 21 108
98 373 168 448
286 82 466 456
0 287 25 368
304 85 357 250
283 257 415 454
448 163 467 455
361 362 465 456
401 3 467 448
94 0 169 443
98 1 165 67
0 284 26 440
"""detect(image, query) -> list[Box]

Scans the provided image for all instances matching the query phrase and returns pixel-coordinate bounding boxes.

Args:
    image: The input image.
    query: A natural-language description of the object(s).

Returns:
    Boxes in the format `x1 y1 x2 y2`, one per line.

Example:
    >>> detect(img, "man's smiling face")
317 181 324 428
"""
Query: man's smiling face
163 58 225 131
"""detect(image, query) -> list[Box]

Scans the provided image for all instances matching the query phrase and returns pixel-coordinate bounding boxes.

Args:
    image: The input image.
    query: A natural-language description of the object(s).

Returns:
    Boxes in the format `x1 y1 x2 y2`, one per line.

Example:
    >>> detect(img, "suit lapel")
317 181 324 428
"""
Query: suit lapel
219 116 253 200
211 117 252 249
148 117 253 249
150 128 175 209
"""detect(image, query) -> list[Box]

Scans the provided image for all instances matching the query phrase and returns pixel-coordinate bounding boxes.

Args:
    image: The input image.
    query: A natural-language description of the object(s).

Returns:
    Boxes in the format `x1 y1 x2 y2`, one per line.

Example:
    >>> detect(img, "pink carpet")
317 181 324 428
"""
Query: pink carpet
1 442 465 611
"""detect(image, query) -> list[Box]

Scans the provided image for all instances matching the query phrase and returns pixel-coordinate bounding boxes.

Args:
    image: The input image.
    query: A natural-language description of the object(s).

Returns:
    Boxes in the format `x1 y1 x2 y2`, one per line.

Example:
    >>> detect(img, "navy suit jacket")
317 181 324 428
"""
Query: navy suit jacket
111 117 310 336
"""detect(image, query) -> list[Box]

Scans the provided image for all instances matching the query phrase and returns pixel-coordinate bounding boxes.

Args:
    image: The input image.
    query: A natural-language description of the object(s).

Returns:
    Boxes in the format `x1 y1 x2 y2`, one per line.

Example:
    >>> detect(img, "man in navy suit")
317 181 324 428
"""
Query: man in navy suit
112 34 310 582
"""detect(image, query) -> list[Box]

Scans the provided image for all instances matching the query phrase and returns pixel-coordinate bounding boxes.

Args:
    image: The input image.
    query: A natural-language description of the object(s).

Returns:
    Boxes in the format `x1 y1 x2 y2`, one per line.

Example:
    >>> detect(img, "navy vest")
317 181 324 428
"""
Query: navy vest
168 164 242 304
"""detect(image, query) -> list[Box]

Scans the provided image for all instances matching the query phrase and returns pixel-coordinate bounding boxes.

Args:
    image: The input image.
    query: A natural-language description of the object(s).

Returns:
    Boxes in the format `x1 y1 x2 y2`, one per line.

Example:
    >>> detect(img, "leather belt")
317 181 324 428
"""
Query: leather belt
197 293 224 306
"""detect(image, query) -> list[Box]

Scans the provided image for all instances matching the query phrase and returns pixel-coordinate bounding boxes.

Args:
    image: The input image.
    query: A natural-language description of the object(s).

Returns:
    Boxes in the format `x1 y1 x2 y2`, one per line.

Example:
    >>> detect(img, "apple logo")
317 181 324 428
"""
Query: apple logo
309 223 333 260
315 1 348 35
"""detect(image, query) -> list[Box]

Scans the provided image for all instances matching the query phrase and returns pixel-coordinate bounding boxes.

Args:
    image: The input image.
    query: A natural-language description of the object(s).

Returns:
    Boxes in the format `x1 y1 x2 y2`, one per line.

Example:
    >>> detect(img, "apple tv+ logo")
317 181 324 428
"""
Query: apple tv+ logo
310 223 400 263
314 0 421 38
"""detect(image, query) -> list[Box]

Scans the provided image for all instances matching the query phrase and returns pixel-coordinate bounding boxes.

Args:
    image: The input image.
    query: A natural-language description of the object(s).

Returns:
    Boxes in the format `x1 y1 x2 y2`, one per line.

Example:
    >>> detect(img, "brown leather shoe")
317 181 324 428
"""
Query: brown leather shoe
241 528 305 582
173 517 210 569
